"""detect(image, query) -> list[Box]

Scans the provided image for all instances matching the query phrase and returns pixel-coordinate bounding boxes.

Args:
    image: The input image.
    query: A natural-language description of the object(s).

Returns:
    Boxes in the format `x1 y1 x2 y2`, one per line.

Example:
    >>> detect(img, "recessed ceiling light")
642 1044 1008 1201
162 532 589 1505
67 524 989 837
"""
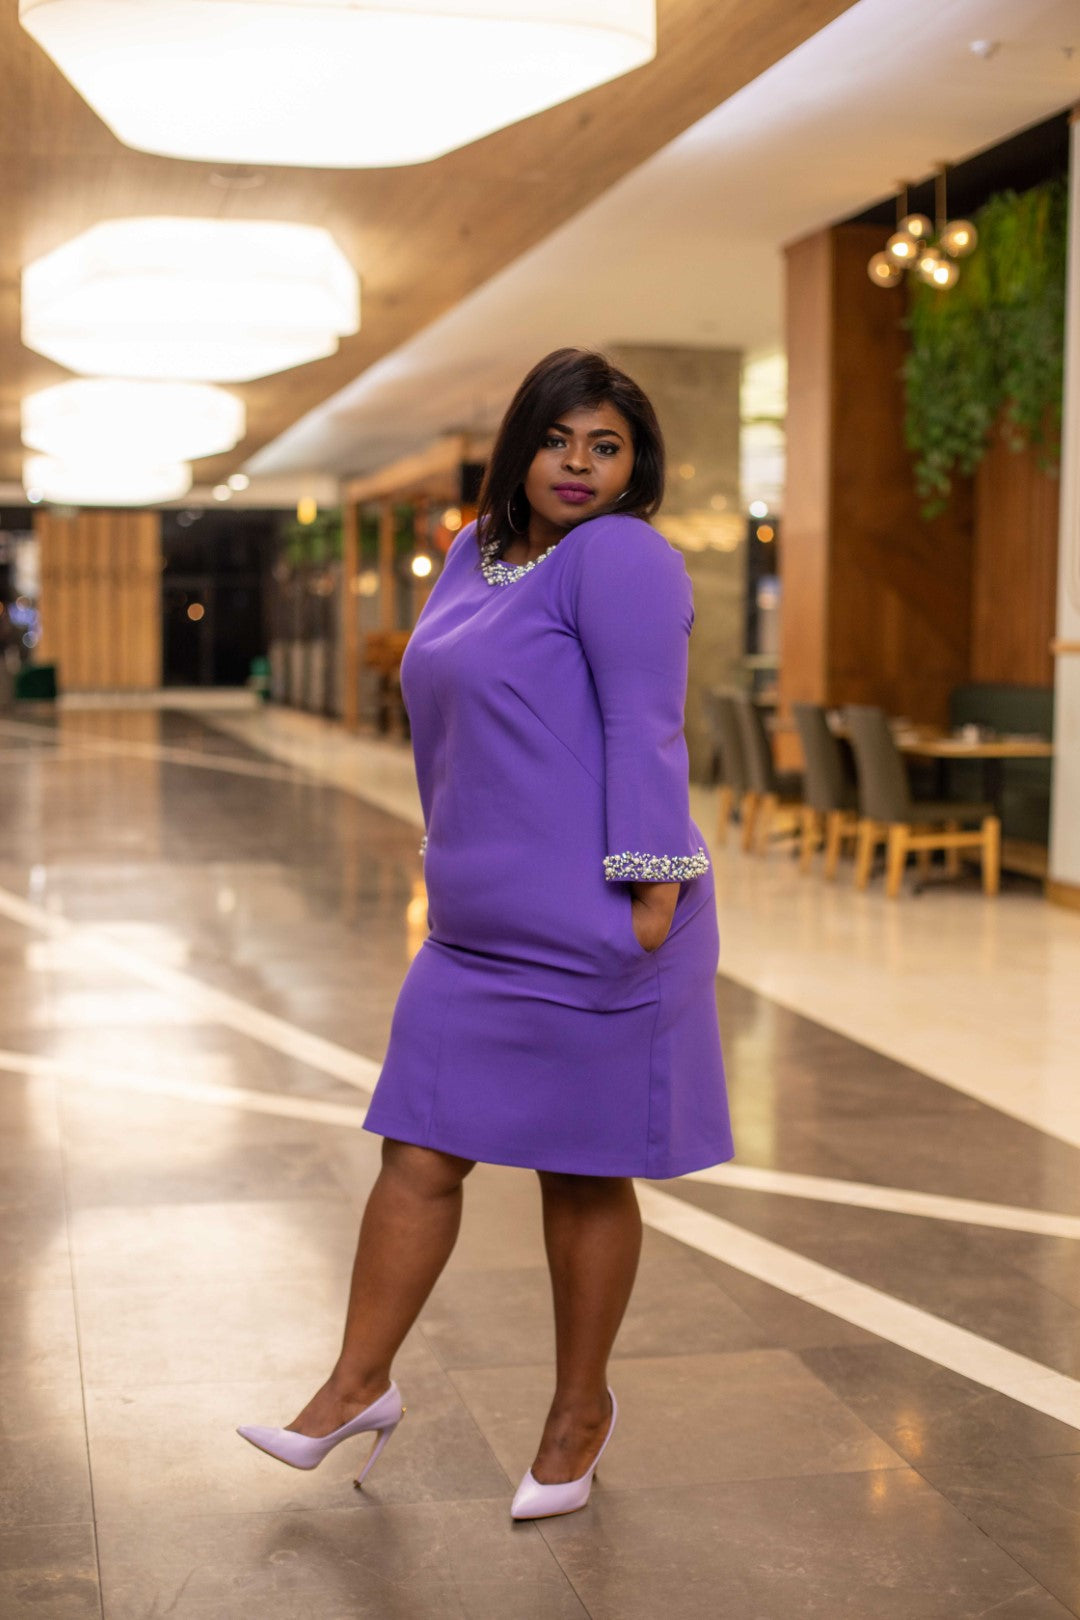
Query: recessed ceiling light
969 39 1001 60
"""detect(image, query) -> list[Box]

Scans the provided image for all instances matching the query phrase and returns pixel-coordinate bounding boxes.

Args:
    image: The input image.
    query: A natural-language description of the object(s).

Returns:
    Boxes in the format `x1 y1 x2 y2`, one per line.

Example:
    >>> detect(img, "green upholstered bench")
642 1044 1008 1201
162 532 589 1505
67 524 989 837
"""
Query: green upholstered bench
947 682 1053 845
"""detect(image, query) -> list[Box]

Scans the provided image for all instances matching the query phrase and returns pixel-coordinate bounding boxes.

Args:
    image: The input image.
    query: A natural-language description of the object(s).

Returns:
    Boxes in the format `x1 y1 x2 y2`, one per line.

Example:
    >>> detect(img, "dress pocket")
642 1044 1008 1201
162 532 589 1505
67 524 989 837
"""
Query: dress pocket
623 892 654 958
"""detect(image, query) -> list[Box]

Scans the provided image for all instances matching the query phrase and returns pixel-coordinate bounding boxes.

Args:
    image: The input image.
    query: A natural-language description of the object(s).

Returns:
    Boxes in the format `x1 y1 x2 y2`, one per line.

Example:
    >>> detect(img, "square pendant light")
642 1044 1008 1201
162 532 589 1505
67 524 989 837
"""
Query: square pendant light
22 218 359 382
19 1 656 168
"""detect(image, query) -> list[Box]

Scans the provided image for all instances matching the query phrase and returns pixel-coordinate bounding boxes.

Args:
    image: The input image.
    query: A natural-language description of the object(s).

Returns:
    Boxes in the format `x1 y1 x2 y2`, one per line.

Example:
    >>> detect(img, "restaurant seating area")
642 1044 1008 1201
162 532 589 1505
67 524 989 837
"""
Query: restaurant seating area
707 684 1053 897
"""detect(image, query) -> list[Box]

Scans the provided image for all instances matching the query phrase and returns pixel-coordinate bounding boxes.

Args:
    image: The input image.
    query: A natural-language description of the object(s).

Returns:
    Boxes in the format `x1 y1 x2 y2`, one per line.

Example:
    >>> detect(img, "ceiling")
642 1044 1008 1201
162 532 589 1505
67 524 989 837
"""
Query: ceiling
249 0 1080 485
2 0 861 492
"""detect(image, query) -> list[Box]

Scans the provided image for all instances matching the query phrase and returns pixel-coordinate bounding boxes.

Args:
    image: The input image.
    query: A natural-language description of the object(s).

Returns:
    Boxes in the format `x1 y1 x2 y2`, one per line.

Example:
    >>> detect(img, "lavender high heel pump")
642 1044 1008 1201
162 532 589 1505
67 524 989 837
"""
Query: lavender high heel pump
510 1389 617 1520
237 1381 405 1487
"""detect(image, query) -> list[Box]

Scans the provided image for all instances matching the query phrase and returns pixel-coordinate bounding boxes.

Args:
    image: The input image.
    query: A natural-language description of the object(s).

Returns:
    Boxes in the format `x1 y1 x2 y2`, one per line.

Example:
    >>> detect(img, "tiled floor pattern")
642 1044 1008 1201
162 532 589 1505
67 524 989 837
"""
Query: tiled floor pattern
0 705 1078 1618
3 857 1078 1426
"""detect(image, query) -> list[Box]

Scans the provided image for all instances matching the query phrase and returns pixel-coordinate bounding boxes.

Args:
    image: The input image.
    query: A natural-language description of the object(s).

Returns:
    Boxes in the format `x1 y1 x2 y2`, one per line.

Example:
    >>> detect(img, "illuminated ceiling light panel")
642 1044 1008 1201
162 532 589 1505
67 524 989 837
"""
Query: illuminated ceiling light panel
22 218 359 382
22 379 245 464
24 453 192 507
18 1 656 168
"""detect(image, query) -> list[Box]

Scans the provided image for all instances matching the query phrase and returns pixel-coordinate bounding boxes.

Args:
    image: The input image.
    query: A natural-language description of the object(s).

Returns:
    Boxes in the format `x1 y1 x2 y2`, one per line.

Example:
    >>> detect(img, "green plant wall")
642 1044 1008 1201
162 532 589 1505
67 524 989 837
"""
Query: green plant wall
902 177 1067 514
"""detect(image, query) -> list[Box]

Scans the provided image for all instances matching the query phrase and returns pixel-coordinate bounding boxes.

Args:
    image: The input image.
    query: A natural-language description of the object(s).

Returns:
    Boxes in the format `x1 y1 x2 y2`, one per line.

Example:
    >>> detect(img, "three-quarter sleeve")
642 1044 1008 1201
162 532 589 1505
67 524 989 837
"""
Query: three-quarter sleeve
573 519 709 884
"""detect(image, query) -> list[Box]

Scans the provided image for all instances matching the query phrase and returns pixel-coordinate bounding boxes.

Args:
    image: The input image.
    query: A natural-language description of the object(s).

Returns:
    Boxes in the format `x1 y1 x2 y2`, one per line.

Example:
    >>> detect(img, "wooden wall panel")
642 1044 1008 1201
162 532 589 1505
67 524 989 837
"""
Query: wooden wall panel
341 499 361 732
780 222 974 735
378 502 396 633
779 230 833 710
36 509 162 691
973 426 1059 686
828 225 973 727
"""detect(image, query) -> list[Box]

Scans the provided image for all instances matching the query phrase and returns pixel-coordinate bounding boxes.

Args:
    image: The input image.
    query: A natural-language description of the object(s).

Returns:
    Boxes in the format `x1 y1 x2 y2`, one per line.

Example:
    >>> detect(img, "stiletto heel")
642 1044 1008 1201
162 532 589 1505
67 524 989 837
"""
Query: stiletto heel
354 1414 401 1488
237 1383 404 1480
510 1388 617 1520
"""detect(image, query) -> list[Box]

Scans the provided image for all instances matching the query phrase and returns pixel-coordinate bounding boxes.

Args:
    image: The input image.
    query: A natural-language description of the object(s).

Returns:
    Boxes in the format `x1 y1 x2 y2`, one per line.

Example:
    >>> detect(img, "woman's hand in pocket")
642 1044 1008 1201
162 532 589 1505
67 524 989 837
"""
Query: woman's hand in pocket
629 880 679 953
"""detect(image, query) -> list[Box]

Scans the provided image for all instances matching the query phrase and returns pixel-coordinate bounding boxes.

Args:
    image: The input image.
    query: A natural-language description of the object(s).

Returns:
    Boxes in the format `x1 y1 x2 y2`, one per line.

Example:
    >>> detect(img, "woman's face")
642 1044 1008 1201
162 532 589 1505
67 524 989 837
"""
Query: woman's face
522 400 634 530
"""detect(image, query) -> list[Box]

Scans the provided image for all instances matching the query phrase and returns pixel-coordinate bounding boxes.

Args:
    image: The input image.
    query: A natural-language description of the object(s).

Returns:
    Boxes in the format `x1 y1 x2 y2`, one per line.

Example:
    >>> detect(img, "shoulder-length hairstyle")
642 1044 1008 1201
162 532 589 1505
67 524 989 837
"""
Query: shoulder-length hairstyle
475 348 665 560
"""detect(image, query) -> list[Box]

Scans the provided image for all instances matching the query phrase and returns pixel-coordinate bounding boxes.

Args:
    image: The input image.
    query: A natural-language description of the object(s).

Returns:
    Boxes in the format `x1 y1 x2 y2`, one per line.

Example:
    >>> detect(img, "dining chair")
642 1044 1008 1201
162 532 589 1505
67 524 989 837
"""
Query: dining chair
732 692 803 854
792 702 860 877
844 705 1001 897
702 690 748 845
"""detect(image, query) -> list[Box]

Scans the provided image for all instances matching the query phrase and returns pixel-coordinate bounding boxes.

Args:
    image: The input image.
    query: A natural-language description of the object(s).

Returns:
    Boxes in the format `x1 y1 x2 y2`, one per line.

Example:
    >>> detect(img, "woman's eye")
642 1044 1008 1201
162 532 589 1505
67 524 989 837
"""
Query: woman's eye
595 442 618 456
542 435 565 449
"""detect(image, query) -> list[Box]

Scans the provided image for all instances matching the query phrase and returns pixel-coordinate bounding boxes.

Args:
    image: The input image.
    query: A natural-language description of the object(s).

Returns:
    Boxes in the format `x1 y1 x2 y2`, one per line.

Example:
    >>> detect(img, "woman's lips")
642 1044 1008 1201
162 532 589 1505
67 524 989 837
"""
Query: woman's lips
553 485 593 505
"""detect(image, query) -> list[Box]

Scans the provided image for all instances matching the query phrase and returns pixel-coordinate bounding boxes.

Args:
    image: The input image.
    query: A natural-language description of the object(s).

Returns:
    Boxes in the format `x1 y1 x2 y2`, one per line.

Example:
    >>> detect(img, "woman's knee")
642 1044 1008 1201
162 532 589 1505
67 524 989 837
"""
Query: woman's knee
382 1138 475 1196
537 1169 634 1203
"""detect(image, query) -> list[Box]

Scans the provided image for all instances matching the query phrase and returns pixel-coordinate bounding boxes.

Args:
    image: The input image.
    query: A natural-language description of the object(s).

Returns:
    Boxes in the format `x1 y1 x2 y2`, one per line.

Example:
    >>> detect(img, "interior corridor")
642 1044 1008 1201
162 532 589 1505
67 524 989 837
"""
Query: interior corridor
2 703 1079 1620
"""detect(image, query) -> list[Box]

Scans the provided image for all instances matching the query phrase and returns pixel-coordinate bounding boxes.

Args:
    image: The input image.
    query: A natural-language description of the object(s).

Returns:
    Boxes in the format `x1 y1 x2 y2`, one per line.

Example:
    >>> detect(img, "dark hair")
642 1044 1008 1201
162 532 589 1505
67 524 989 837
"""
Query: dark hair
475 348 665 560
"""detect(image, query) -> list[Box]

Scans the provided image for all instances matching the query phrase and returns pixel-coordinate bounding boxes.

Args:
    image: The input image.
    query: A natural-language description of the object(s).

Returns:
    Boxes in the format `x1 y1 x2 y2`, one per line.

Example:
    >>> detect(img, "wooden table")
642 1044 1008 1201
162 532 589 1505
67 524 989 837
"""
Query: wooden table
771 713 1053 826
768 716 1054 882
893 732 1053 761
893 732 1053 818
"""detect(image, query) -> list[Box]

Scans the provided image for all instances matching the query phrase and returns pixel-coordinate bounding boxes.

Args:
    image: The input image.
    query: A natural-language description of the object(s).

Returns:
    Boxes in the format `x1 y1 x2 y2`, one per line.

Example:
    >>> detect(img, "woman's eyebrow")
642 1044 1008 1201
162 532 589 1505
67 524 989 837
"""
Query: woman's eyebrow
549 422 625 442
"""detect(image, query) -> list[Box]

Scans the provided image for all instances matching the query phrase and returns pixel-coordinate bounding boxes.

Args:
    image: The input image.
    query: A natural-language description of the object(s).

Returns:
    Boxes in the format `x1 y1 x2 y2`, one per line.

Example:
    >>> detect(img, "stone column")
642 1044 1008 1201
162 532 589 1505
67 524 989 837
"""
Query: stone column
1048 111 1080 909
606 343 745 779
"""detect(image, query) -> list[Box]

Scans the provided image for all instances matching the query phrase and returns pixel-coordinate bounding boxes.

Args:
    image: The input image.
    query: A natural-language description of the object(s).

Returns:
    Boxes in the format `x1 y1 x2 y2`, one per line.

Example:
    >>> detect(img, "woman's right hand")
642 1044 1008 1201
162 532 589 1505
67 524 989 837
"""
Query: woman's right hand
630 884 678 952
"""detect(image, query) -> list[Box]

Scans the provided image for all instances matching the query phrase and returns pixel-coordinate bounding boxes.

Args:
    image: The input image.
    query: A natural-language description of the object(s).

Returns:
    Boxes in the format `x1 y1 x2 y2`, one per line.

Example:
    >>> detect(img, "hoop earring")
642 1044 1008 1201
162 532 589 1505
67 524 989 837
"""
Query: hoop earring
507 496 526 534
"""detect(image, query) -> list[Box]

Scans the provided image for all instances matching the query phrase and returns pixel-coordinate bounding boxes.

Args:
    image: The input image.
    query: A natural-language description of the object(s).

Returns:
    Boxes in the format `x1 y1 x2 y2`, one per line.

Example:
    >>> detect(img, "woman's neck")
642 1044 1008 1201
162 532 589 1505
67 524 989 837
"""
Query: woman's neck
501 511 567 565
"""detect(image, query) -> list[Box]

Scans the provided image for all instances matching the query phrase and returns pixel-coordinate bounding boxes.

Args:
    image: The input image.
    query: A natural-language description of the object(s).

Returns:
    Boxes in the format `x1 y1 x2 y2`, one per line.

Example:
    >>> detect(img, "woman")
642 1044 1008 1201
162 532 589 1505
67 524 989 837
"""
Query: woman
238 348 734 1519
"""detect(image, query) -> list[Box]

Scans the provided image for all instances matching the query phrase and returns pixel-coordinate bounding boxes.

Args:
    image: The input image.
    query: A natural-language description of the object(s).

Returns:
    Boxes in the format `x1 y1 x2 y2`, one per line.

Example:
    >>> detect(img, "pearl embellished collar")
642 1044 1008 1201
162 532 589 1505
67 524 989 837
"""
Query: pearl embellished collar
479 540 560 587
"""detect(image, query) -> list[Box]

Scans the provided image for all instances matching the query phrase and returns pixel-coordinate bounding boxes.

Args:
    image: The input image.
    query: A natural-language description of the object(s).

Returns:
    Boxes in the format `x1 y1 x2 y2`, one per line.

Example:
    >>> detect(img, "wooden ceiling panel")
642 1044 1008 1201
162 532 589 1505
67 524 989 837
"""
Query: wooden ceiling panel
1 0 858 486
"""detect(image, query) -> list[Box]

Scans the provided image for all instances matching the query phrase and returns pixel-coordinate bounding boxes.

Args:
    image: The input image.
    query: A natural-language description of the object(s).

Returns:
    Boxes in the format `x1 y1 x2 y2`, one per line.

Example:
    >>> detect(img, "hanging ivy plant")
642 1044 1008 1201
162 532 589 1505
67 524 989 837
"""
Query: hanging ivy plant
902 177 1067 514
281 507 343 567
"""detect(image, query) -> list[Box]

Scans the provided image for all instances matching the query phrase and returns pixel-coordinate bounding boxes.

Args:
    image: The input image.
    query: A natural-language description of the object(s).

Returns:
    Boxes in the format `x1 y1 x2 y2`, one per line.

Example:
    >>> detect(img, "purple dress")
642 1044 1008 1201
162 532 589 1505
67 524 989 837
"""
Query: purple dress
363 513 734 1178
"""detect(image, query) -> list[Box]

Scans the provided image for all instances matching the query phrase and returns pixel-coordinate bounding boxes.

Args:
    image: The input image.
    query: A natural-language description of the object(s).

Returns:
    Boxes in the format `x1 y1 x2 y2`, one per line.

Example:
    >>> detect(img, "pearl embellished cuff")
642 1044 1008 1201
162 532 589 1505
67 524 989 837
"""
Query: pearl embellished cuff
602 848 710 882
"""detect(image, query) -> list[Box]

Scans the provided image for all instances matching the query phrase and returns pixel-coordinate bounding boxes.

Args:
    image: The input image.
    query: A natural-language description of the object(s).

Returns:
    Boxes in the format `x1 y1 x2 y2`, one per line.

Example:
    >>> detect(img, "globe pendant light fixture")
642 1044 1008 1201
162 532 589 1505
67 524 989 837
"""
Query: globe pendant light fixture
867 251 903 288
939 217 978 258
916 249 960 289
19 0 657 169
868 167 978 292
886 228 920 265
22 380 245 464
898 212 933 243
23 453 192 507
883 186 932 269
22 218 360 382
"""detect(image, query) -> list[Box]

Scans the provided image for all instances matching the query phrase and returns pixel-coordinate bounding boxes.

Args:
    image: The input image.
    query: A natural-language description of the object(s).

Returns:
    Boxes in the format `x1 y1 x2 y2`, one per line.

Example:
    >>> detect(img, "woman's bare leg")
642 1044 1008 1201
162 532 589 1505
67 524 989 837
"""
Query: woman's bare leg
288 1137 475 1437
532 1171 642 1483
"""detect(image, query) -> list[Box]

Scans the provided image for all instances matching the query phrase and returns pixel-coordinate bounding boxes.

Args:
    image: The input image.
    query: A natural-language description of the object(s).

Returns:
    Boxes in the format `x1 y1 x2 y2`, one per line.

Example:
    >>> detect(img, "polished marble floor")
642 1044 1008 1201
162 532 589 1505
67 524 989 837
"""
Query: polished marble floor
1 702 1079 1619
